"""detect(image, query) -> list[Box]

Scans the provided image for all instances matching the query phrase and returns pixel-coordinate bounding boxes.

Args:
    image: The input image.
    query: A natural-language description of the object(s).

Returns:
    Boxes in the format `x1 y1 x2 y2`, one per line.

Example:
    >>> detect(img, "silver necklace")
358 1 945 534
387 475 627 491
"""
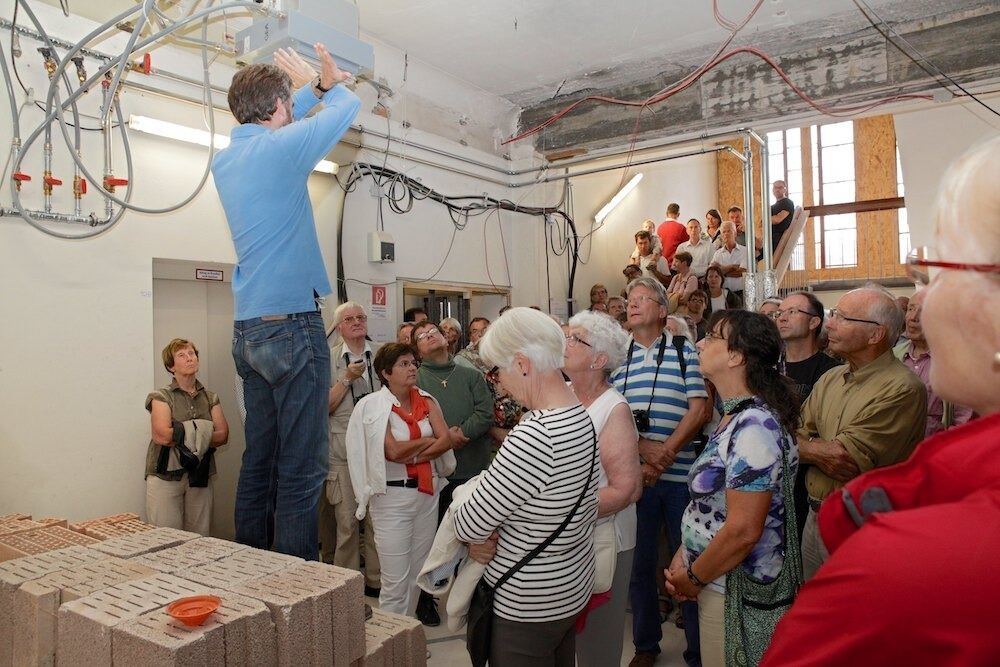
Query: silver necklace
422 365 458 388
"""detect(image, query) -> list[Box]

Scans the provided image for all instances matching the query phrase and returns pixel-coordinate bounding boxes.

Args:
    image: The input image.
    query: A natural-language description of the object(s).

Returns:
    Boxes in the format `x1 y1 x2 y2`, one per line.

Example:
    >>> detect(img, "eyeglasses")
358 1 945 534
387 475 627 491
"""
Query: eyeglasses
774 307 819 320
414 328 441 342
341 314 368 324
704 330 726 342
626 294 663 308
906 246 1000 286
565 333 592 348
395 359 420 369
828 308 881 327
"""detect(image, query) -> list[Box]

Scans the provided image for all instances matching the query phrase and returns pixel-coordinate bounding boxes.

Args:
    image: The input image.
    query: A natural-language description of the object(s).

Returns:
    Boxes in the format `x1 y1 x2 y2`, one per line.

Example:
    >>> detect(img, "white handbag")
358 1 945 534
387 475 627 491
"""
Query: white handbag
592 518 617 594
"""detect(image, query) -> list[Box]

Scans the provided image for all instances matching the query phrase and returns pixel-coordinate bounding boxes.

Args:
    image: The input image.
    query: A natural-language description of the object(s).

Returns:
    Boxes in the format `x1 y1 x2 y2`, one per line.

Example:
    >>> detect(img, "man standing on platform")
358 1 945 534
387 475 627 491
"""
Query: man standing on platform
770 180 796 252
214 44 360 560
657 202 688 266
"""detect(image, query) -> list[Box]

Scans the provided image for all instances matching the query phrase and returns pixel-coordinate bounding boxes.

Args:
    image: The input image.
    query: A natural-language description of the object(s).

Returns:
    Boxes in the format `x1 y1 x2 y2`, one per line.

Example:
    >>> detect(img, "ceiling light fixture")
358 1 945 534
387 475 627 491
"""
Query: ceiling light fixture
595 173 643 223
127 115 339 175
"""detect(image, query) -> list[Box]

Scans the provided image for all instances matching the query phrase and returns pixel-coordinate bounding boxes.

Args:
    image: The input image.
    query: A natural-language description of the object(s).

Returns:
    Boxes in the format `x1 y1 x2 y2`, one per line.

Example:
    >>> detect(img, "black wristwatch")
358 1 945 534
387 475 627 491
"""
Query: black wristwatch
687 564 708 588
314 77 332 93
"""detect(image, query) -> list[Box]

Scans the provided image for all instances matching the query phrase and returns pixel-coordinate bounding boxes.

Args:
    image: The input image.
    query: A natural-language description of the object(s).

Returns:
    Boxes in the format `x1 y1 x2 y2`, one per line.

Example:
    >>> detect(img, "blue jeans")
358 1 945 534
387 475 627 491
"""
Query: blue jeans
232 311 330 560
630 480 701 667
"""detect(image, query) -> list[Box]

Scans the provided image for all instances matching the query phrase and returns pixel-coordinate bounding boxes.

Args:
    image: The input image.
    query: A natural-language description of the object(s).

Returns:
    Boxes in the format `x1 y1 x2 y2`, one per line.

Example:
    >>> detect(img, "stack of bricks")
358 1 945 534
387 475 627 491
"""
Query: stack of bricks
69 512 157 540
0 526 101 562
0 512 419 666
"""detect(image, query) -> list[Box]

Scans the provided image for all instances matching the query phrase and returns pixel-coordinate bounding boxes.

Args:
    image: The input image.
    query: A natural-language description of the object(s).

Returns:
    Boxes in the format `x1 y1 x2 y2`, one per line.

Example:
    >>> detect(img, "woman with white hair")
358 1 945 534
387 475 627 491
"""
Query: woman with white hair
762 137 1000 665
565 311 642 667
453 307 599 666
439 317 463 356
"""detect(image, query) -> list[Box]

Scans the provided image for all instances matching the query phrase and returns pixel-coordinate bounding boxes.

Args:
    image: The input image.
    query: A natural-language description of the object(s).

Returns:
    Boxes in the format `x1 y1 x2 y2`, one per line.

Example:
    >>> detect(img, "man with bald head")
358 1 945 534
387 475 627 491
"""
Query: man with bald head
797 285 927 579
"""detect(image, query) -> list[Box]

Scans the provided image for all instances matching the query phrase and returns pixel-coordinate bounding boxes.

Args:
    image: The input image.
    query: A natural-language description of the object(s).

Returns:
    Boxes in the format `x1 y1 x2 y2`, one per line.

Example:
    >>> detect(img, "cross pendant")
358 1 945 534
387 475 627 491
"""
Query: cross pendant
441 380 448 388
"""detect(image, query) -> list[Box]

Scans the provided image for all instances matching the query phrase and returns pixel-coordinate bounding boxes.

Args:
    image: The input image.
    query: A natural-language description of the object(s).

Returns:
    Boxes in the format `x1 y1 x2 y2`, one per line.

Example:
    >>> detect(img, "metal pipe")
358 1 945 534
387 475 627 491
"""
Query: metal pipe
513 146 732 187
101 80 114 219
760 134 773 272
742 131 758 311
43 141 53 213
0 206 100 225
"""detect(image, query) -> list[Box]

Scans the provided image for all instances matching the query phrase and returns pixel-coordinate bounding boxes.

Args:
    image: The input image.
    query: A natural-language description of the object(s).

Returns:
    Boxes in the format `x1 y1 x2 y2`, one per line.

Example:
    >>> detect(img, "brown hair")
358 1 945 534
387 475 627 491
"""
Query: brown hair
727 205 742 214
666 203 680 216
411 320 440 342
706 209 722 225
228 64 292 125
674 251 693 266
634 229 652 242
373 343 417 384
162 338 198 374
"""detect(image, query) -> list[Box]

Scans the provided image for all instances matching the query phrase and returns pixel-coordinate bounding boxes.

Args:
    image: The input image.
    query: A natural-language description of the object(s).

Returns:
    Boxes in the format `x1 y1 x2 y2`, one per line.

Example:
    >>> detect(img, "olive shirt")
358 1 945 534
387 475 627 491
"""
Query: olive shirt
144 379 220 481
417 357 494 480
798 350 927 501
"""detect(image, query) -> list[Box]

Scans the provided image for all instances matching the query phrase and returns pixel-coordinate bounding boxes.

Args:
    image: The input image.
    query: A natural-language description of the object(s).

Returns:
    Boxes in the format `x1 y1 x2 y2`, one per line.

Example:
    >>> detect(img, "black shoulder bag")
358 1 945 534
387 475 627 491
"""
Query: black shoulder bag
465 417 597 667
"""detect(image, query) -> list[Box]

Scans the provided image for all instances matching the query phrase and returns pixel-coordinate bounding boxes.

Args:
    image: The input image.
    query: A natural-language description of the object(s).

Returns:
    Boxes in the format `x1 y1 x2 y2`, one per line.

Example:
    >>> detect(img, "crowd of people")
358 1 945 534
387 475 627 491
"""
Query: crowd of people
142 40 999 667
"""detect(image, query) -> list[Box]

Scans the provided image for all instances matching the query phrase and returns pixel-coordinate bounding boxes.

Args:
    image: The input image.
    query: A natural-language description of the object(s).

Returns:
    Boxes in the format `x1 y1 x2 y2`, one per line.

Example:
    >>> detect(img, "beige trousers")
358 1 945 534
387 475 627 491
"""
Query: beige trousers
801 507 830 581
145 475 212 536
698 587 726 667
318 464 381 588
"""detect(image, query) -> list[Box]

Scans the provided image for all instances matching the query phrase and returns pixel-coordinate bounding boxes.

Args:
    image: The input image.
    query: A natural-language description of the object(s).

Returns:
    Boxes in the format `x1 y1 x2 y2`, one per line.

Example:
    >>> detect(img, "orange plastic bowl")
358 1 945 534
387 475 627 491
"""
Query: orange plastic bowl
167 595 221 627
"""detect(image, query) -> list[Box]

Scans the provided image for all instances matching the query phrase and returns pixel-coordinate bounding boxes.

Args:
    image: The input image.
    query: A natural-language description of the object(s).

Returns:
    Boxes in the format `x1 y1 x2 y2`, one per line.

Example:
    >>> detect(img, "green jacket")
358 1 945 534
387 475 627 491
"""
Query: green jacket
417 356 494 479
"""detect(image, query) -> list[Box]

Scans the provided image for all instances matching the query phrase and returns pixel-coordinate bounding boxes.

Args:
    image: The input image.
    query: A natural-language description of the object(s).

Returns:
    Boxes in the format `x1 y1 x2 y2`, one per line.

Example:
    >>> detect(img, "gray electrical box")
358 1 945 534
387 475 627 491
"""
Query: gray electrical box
235 0 374 77
368 231 395 263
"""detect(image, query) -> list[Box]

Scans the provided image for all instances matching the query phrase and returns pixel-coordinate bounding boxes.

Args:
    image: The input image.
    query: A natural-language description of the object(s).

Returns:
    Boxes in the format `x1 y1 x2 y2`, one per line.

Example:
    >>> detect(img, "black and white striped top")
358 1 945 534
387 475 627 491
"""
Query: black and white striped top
453 403 599 622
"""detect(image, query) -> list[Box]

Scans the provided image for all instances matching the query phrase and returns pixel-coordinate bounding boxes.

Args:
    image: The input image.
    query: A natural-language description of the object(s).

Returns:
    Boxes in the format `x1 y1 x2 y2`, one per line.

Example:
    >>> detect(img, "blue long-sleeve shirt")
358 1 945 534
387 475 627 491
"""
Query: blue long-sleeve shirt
212 84 360 320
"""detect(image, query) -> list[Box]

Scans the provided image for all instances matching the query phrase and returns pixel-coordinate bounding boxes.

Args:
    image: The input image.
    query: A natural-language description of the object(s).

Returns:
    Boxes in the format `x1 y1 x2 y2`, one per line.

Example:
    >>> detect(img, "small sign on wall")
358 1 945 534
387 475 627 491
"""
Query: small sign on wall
371 284 388 319
195 268 224 282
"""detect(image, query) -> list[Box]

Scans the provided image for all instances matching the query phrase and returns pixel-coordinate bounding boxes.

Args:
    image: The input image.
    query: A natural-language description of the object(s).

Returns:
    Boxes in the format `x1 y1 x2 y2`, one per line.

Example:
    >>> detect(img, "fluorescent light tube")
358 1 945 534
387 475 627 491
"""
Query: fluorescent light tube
128 115 338 175
595 173 643 223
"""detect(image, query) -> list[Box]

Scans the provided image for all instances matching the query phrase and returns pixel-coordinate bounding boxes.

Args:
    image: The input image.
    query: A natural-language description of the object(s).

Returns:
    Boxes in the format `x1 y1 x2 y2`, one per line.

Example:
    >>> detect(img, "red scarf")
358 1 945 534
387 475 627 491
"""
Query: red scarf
390 387 435 495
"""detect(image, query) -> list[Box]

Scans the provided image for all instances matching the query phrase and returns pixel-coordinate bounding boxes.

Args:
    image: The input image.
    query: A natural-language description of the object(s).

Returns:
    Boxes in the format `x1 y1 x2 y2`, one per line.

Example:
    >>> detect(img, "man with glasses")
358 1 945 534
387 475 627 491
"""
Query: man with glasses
611 277 708 667
797 286 926 580
775 291 841 541
323 302 382 596
711 221 749 299
411 320 493 626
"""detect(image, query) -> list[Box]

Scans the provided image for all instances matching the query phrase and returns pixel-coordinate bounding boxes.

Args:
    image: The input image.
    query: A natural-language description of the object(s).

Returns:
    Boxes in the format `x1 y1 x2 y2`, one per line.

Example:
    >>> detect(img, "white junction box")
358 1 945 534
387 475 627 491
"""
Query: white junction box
368 231 395 263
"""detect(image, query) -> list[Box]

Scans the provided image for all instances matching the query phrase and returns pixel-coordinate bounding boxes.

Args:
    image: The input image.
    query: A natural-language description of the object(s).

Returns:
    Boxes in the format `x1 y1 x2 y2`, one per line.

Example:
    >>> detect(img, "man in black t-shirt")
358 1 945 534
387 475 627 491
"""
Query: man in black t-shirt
776 291 840 540
770 180 796 252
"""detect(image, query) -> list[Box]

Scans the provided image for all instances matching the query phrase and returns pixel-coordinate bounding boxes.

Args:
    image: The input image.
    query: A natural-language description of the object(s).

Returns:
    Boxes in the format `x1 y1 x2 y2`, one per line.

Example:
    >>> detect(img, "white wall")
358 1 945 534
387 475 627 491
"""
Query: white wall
894 94 1000 247
546 152 718 315
0 4 541 520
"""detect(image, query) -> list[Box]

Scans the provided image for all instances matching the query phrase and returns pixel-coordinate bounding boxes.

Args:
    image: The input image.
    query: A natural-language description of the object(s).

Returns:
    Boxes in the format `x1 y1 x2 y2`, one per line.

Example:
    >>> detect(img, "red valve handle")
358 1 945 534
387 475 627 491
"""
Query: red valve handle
44 176 63 186
79 179 87 194
142 53 152 74
104 176 129 187
12 172 31 182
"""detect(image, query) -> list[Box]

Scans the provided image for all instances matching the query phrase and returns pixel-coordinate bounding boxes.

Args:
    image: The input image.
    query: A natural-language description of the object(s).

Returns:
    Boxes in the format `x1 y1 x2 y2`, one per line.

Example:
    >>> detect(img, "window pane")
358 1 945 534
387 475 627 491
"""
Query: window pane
823 213 857 268
787 170 803 204
767 131 784 153
814 217 823 268
786 148 801 172
820 121 853 146
822 180 856 205
791 237 805 271
810 125 820 204
821 144 855 183
786 128 801 150
768 155 785 182
896 146 905 197
898 208 910 262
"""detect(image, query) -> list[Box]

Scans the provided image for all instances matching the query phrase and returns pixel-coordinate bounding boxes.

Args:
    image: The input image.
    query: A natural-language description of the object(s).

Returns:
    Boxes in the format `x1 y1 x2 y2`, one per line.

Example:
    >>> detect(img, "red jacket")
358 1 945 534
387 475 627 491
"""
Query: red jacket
761 412 1000 667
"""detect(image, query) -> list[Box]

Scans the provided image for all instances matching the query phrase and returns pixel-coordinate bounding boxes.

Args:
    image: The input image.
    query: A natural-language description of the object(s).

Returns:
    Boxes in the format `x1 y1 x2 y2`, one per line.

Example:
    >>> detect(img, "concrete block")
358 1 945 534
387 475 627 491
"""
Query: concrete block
209 589 277 666
179 548 300 589
57 574 207 667
0 514 31 525
91 527 199 559
229 574 324 667
131 538 248 575
0 546 106 667
0 527 100 562
361 624 390 667
11 557 156 666
285 561 366 665
35 518 68 529
368 608 426 667
113 603 226 667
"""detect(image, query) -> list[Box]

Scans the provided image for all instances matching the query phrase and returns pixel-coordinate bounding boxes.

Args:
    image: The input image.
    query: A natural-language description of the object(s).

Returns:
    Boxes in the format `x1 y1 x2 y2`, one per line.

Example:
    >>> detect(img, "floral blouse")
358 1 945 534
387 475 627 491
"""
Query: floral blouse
681 401 798 591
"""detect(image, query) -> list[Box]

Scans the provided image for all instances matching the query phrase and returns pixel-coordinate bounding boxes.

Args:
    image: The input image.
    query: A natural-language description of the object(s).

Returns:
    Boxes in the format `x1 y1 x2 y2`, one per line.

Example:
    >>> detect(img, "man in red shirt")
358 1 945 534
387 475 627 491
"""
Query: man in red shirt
656 202 688 265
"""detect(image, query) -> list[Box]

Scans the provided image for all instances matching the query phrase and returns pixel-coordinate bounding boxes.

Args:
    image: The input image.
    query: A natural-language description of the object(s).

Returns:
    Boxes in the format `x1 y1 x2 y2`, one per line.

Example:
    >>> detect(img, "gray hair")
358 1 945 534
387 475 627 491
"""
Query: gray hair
856 284 904 345
333 301 365 326
934 135 1000 265
666 315 693 341
440 317 462 335
568 311 631 371
478 306 565 372
625 276 668 306
720 220 737 233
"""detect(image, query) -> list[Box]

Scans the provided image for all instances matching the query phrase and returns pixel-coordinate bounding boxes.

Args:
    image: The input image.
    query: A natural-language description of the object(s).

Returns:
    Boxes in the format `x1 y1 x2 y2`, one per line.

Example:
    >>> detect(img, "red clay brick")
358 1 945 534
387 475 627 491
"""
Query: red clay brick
0 514 31 524
0 520 45 537
0 526 100 561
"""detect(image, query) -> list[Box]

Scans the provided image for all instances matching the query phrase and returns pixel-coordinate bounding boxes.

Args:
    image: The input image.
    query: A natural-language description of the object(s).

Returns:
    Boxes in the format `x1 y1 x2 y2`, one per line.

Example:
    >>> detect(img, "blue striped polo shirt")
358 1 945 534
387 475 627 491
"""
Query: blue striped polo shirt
610 331 708 483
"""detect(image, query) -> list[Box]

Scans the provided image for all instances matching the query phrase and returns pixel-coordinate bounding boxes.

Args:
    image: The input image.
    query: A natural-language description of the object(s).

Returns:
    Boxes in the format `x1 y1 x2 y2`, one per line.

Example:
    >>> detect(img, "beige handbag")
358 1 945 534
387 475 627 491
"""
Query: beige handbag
592 518 617 594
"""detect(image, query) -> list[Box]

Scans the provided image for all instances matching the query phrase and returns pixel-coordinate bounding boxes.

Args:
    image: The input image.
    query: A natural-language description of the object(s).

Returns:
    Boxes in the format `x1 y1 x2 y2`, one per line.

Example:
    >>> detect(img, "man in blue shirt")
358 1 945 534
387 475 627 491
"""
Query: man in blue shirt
213 44 360 560
610 277 708 667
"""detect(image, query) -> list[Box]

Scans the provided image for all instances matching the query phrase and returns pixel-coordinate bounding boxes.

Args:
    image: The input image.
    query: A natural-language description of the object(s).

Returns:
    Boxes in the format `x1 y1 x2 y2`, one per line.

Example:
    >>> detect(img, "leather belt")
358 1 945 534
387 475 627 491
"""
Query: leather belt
385 478 420 488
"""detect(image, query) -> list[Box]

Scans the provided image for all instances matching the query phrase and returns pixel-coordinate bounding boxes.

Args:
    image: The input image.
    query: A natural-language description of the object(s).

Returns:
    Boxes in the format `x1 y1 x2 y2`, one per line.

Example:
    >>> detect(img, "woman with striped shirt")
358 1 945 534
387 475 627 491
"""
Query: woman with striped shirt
453 307 600 667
